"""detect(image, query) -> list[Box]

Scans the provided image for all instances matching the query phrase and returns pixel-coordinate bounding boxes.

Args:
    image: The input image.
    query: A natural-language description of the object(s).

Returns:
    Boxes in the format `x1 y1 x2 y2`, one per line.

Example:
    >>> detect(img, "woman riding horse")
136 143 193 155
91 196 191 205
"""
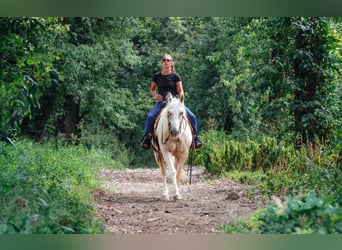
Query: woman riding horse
140 54 202 149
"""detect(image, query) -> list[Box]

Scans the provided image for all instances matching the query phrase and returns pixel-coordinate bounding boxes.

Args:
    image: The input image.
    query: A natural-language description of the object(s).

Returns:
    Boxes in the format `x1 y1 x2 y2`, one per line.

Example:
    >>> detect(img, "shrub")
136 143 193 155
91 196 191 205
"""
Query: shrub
0 140 107 234
198 130 341 196
259 193 342 234
197 130 297 174
220 210 263 233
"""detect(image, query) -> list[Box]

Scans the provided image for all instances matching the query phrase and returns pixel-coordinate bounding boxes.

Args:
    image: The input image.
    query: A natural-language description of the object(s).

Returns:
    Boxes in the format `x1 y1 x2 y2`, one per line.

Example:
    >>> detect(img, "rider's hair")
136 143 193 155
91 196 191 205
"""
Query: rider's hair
162 54 176 73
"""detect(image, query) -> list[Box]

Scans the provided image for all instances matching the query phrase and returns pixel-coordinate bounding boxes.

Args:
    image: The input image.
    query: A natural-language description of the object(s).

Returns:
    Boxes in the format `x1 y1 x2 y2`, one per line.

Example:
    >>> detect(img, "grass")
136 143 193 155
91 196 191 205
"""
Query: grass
0 139 118 234
2 130 340 234
196 130 342 234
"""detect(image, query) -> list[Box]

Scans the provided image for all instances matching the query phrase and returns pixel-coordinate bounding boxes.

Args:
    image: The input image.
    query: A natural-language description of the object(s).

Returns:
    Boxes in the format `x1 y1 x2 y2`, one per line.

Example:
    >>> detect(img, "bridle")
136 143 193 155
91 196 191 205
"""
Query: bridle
161 112 188 145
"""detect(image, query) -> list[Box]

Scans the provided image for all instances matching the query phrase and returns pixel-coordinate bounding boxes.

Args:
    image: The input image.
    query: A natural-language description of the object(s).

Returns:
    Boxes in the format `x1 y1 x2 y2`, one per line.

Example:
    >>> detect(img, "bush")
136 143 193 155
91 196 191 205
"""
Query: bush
198 130 341 196
80 124 130 169
222 193 342 234
259 193 342 234
220 210 263 234
0 139 107 234
197 130 296 174
201 131 342 234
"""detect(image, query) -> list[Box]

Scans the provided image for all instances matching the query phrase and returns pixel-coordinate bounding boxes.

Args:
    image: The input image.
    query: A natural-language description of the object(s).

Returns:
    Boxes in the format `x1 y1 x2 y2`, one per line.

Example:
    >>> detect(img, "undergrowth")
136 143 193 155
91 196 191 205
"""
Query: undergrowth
0 139 117 234
196 130 342 234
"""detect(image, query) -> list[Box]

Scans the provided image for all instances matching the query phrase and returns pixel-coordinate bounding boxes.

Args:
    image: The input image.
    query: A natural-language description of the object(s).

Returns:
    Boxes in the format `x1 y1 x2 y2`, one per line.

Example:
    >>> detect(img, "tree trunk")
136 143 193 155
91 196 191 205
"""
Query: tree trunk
62 94 80 141
224 109 233 133
20 88 58 140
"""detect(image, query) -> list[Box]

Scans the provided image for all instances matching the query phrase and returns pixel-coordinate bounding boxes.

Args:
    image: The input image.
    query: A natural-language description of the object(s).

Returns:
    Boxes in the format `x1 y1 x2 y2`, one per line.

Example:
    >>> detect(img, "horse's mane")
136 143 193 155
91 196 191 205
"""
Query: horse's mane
164 92 183 108
161 93 180 117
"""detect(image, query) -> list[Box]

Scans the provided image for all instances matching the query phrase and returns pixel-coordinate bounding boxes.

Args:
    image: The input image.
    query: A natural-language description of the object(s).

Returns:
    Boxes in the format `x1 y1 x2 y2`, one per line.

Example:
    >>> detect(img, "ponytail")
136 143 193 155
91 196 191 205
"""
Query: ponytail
171 63 176 73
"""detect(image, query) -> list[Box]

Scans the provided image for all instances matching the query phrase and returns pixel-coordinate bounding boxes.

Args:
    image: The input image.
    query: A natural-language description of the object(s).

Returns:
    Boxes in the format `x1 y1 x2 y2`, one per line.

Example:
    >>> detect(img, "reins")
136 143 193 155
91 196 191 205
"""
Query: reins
161 113 188 145
161 122 170 145
187 148 194 185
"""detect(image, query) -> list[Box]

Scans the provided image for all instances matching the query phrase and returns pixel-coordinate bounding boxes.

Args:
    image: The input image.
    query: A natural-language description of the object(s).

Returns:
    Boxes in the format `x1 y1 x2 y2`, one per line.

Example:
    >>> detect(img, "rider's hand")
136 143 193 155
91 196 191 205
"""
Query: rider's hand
155 94 163 101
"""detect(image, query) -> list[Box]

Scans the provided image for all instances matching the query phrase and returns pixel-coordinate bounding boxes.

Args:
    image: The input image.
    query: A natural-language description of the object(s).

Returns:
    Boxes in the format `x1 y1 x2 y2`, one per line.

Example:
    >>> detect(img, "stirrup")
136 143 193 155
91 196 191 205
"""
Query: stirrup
192 135 202 149
140 135 151 149
192 141 202 149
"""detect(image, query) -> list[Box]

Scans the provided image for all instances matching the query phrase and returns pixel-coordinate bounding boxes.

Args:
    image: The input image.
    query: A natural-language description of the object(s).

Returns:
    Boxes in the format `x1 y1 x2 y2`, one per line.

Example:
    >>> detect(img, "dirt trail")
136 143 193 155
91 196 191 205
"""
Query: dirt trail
93 166 266 234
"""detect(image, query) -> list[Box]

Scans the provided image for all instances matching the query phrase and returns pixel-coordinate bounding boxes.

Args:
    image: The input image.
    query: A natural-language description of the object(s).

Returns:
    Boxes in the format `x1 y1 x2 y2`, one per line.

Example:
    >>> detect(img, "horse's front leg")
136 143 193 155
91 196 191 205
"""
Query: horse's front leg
175 152 188 188
160 162 169 200
173 150 189 201
162 175 169 199
163 152 181 200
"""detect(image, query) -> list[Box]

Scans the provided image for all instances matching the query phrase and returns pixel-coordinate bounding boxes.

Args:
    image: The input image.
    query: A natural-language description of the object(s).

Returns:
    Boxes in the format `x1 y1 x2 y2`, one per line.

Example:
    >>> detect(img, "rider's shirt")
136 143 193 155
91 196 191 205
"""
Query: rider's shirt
152 72 181 98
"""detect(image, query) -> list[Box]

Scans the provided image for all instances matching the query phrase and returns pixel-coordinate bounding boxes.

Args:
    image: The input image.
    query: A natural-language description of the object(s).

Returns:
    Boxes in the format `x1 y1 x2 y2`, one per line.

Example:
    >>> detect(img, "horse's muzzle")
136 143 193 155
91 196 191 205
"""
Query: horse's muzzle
170 129 180 137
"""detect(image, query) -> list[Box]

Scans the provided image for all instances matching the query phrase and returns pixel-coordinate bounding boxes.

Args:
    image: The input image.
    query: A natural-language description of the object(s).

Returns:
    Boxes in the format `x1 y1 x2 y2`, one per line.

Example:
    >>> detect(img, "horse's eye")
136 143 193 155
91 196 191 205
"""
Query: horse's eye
167 111 171 117
180 112 184 116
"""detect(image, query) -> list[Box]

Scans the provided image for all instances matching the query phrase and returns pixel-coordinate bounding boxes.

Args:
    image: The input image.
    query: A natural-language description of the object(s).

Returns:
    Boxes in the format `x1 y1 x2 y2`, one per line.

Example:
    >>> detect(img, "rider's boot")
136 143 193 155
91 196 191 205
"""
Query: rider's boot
192 134 202 149
140 133 152 149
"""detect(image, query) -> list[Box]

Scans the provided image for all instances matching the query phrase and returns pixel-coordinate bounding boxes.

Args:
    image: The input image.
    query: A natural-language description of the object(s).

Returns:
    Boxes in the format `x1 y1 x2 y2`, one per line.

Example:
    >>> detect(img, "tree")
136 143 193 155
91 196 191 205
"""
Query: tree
0 17 67 139
291 17 341 145
1 17 340 163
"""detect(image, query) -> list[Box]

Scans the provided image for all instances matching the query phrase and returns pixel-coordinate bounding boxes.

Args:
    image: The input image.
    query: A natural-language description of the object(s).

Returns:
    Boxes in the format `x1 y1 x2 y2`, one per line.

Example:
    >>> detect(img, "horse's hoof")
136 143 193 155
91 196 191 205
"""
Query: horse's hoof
173 195 182 201
163 194 170 201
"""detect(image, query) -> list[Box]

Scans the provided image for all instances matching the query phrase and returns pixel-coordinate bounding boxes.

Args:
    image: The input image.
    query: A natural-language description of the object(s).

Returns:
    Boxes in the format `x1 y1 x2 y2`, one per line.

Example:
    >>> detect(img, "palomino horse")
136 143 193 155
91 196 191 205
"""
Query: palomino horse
152 93 192 200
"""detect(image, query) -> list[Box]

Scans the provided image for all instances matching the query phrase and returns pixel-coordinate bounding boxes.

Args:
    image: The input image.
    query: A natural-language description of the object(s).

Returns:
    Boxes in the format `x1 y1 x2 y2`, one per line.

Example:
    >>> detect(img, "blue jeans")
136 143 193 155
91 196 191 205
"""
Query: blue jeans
143 100 198 136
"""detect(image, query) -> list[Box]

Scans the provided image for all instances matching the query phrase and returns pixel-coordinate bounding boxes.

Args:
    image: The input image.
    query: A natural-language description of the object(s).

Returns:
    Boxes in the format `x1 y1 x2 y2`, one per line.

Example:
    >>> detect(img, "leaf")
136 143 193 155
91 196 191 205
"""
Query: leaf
14 99 25 107
26 76 38 86
302 194 323 210
10 222 20 233
5 136 16 148
26 57 35 65
60 226 75 233
38 198 49 207
335 221 342 233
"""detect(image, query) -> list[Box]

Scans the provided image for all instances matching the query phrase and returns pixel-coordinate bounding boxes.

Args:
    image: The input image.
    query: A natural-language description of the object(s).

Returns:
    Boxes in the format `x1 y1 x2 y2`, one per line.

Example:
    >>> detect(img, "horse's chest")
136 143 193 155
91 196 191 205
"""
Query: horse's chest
165 140 186 154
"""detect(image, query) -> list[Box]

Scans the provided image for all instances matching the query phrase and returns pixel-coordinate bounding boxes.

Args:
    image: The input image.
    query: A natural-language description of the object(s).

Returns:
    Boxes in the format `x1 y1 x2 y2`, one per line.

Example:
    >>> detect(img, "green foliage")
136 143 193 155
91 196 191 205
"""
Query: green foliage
1 17 341 235
80 123 130 169
259 194 342 234
222 193 342 234
220 210 263 234
198 130 296 174
0 140 108 233
209 128 342 234
290 17 341 145
1 17 341 166
200 130 341 196
0 17 68 137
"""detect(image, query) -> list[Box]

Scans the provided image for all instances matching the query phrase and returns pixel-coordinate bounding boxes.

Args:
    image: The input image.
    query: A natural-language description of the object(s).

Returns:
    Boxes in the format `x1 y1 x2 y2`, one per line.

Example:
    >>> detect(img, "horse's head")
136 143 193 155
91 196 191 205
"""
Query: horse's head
164 94 186 137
